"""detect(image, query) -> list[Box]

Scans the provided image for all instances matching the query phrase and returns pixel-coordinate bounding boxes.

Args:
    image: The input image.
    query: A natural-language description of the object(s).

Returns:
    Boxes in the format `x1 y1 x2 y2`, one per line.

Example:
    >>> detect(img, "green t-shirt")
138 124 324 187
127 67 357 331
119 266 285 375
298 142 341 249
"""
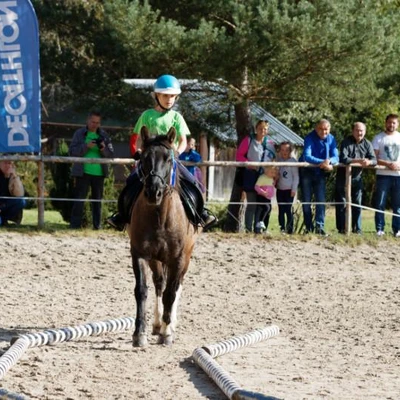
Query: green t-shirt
84 131 103 176
133 109 190 145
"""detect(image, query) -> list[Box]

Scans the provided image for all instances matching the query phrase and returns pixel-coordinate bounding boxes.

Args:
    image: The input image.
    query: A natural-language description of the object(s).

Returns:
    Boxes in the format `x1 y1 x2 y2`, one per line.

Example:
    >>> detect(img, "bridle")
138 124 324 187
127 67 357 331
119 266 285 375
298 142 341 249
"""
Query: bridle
137 141 174 190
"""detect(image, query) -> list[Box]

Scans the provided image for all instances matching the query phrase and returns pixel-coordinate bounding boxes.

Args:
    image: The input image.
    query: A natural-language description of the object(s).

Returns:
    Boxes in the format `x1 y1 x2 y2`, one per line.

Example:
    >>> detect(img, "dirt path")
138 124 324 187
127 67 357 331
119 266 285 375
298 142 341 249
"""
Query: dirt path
1 232 399 399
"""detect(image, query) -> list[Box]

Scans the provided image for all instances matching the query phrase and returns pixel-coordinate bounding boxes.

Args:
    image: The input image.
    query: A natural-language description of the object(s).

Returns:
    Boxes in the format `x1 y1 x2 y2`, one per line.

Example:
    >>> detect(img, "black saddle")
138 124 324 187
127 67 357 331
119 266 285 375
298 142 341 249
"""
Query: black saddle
179 178 204 226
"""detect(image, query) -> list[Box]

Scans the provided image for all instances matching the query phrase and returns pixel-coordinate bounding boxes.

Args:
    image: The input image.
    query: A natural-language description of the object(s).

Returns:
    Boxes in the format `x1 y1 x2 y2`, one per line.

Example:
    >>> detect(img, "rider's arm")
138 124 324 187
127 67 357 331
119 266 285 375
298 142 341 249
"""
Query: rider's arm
177 133 187 155
130 133 139 156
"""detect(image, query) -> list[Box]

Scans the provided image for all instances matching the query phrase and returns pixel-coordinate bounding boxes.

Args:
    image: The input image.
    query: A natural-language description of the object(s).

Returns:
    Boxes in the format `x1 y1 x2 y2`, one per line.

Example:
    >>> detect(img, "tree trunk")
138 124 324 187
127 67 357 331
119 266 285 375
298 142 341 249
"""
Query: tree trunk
223 100 253 232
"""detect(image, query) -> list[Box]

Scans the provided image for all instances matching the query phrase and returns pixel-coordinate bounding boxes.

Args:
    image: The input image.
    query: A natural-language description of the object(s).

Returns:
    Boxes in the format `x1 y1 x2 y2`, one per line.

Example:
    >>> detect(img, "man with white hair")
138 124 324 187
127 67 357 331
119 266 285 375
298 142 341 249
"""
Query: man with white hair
335 122 376 234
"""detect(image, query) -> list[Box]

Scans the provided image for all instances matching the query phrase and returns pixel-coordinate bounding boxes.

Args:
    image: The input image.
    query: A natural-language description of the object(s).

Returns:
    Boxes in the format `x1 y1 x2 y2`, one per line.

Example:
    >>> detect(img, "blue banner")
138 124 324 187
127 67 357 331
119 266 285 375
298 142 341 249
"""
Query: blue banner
0 0 41 154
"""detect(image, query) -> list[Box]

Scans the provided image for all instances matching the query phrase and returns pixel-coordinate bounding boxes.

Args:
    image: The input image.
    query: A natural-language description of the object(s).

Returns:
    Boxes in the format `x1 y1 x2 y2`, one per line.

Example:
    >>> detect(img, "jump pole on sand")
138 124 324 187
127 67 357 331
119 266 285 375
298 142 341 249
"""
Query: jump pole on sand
192 325 281 400
0 316 135 381
0 388 28 400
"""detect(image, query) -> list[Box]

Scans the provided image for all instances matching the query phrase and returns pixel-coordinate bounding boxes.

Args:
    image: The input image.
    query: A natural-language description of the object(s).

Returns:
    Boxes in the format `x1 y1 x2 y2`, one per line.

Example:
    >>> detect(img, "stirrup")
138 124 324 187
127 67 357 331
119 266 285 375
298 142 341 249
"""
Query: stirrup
202 209 218 231
106 213 125 232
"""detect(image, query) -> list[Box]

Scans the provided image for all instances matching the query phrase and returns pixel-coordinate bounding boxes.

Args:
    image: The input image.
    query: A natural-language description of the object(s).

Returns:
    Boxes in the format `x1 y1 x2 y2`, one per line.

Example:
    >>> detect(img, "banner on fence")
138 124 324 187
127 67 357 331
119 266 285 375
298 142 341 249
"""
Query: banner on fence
0 0 41 154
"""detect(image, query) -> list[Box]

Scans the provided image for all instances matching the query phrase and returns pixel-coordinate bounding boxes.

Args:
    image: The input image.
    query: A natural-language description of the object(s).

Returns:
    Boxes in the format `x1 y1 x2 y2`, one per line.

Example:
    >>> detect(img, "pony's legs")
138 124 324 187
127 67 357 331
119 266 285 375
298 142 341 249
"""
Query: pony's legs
131 255 149 347
159 256 190 345
150 260 165 335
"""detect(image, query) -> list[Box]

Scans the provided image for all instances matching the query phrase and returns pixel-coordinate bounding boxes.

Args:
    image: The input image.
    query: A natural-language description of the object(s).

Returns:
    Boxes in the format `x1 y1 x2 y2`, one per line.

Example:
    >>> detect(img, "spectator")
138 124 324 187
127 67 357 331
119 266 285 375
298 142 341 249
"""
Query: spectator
106 75 216 231
335 122 376 234
0 160 25 226
299 119 339 235
69 111 114 229
236 119 275 232
179 138 202 175
372 114 400 237
179 138 205 192
254 166 278 234
276 142 299 234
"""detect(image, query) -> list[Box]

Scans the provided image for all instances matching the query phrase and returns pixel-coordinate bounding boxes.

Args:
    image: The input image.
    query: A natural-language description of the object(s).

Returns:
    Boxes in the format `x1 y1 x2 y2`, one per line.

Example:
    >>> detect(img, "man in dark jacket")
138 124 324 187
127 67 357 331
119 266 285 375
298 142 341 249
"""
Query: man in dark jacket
69 111 114 229
335 122 376 234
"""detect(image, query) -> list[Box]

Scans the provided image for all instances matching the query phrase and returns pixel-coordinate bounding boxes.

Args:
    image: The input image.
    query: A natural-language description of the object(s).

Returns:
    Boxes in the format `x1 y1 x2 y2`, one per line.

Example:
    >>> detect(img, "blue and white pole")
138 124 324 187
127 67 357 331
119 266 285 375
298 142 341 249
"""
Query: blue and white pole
192 325 280 400
0 316 135 380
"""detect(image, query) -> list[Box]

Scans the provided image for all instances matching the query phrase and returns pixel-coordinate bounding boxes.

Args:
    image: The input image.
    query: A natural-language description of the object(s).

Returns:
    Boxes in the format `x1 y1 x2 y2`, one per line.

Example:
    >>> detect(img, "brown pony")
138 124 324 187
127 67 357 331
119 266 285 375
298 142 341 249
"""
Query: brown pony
127 126 199 346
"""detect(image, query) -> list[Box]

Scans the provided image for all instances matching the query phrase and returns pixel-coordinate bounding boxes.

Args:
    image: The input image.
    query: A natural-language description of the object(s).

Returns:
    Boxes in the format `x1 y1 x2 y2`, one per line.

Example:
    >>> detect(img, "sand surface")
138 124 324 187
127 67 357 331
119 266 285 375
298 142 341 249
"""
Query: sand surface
0 231 399 399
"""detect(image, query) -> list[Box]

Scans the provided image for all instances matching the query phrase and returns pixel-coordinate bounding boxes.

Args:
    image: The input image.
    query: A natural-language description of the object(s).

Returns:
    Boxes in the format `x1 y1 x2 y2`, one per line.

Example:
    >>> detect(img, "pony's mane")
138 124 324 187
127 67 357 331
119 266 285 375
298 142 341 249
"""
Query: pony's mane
143 134 173 150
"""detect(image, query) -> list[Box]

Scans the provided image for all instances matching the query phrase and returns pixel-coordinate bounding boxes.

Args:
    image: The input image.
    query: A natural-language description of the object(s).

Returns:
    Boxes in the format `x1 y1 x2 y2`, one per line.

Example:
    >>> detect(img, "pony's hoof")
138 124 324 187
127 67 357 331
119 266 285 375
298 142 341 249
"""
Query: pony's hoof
132 334 148 347
158 334 174 346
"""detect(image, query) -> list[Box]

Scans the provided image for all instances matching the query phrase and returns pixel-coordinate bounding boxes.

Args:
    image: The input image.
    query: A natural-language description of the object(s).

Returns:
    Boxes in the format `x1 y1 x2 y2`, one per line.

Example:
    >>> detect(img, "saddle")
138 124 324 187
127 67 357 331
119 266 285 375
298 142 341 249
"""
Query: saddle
119 174 204 226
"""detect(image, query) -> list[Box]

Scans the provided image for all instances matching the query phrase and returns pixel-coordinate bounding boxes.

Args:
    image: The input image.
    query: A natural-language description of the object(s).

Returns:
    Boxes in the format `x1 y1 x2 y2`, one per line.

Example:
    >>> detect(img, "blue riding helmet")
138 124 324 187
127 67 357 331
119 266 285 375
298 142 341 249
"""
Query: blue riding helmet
154 75 181 95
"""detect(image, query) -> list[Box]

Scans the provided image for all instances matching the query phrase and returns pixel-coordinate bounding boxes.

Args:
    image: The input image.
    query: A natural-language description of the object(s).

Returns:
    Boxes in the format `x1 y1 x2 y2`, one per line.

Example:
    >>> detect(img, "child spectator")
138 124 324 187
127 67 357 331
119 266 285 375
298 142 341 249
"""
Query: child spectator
179 138 205 192
276 142 299 234
254 166 278 234
179 138 201 175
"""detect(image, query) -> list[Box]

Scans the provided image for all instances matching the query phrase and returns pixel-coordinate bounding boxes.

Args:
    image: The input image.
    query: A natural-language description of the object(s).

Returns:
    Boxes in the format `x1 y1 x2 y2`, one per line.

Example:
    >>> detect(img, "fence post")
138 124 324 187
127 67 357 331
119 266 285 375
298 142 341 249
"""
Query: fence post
345 165 352 235
37 158 45 229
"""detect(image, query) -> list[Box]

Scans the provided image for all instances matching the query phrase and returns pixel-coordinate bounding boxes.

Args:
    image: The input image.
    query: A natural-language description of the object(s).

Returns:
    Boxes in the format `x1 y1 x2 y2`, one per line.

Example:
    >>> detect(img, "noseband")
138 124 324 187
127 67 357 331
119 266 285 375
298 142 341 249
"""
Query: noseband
140 168 168 187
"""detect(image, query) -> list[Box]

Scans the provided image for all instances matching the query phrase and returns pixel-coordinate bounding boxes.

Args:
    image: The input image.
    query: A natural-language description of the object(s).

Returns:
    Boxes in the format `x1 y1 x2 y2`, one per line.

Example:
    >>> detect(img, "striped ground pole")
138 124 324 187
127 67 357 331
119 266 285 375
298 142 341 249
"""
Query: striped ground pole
203 325 280 358
0 388 28 400
192 325 281 400
0 316 135 381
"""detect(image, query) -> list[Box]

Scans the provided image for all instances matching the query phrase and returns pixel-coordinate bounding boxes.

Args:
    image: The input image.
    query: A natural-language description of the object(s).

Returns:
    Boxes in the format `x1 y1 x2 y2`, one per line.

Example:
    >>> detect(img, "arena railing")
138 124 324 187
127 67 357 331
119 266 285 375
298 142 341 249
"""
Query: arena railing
0 155 388 233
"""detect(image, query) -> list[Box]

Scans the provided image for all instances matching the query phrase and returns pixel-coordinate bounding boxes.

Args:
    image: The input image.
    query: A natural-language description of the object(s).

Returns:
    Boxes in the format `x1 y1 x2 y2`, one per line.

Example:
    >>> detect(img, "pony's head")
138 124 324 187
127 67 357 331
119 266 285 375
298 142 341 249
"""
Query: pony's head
139 126 176 205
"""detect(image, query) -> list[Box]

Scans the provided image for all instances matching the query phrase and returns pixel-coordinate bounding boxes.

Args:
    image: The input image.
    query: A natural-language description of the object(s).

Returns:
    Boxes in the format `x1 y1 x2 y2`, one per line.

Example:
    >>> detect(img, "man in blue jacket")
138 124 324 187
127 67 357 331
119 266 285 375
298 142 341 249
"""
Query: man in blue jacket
299 119 339 235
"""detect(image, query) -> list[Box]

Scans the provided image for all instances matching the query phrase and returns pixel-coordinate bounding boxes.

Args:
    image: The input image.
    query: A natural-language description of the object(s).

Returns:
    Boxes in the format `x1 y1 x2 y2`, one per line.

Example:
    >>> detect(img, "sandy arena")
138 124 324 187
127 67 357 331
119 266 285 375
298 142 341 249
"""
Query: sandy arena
0 231 399 399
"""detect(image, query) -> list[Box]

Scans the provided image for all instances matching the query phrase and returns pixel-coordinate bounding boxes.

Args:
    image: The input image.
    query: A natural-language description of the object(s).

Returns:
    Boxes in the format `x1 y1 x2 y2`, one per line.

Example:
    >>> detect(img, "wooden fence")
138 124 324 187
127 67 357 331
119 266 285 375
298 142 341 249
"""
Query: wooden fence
0 155 386 233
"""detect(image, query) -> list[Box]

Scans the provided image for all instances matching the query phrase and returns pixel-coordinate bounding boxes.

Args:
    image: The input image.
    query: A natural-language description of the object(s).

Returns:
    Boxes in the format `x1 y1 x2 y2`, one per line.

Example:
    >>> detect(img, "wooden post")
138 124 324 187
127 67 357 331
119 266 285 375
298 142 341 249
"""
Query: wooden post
345 165 352 235
37 158 45 229
199 132 208 199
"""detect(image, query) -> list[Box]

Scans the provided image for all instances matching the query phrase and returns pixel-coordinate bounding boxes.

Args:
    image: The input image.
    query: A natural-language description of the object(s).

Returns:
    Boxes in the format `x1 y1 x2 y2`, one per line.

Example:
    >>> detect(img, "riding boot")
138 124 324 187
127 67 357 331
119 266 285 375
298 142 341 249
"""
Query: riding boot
106 212 125 231
107 173 143 231
178 168 218 230
106 185 128 231
201 208 218 231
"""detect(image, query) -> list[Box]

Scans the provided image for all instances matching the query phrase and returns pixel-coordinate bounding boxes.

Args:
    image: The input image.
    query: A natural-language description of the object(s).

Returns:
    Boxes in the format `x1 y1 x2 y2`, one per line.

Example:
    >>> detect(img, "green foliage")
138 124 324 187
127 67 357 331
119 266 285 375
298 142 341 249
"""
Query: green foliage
32 0 400 144
207 201 229 231
16 161 55 210
15 161 37 209
49 140 74 222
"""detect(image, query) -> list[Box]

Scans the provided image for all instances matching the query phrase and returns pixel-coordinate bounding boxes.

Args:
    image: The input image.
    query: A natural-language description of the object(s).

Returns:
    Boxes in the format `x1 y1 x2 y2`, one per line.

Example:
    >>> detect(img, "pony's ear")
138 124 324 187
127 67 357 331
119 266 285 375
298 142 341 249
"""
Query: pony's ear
140 126 150 144
166 127 176 145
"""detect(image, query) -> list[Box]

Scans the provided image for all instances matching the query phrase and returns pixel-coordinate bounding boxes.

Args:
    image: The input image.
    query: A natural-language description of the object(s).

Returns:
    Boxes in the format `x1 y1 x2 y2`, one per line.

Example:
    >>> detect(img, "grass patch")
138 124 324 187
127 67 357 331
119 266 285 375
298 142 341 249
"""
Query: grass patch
2 209 122 236
1 206 398 246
